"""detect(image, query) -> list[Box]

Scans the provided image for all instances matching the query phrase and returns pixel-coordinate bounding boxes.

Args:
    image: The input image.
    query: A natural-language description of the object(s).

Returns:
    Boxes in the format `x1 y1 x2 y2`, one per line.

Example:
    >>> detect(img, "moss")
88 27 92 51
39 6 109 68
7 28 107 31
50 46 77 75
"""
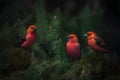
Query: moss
6 48 31 70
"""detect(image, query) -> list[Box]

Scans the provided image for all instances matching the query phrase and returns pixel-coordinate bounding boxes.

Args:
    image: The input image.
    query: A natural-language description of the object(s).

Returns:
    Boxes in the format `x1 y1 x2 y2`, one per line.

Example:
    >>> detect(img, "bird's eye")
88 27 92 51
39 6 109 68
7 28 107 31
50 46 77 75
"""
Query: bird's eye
31 27 34 29
87 34 91 36
69 36 74 38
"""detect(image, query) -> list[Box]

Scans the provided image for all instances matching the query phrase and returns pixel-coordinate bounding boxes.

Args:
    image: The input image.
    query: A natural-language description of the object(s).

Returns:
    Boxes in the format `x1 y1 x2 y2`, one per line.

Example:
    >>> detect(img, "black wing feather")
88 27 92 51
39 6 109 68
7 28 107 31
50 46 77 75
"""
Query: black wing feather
14 35 26 47
94 37 110 51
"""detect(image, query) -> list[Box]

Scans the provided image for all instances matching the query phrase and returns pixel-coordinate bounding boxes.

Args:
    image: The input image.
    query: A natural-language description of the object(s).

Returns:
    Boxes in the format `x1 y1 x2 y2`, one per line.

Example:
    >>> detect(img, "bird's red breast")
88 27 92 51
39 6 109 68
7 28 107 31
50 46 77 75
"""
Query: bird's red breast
66 34 80 60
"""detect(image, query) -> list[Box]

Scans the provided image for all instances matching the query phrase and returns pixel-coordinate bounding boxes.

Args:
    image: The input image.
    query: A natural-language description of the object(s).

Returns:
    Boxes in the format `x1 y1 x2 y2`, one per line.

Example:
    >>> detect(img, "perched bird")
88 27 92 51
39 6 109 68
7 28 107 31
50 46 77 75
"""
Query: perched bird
66 34 81 60
84 31 112 53
15 25 37 48
3 25 37 76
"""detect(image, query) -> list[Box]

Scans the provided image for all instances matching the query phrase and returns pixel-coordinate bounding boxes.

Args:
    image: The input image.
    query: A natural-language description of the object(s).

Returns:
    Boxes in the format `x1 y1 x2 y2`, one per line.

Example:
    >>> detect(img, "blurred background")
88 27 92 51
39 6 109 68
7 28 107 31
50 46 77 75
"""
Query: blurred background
0 0 120 80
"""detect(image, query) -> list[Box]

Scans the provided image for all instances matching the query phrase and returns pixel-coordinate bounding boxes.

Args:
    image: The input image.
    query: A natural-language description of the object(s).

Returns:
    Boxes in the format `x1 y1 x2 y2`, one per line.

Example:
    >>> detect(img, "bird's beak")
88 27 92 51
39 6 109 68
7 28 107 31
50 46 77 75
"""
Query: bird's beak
83 34 87 36
65 35 69 39
66 35 72 40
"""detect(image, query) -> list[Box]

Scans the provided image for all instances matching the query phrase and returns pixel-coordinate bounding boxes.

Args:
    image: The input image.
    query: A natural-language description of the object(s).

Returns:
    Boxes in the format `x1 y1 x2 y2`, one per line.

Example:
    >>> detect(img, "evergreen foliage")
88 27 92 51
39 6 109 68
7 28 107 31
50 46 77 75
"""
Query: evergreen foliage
0 0 120 80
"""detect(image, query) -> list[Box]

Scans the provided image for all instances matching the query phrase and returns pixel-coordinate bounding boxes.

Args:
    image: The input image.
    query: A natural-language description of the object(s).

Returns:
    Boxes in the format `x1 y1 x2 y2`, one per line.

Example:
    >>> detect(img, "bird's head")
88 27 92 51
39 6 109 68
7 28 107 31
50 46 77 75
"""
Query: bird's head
84 31 97 40
27 25 37 33
67 34 78 42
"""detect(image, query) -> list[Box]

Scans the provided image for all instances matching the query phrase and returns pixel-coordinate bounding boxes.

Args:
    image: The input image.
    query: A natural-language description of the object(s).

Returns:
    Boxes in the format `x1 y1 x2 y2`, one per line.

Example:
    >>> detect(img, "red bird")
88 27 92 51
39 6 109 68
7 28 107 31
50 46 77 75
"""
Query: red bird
84 31 111 53
15 25 37 48
66 34 81 60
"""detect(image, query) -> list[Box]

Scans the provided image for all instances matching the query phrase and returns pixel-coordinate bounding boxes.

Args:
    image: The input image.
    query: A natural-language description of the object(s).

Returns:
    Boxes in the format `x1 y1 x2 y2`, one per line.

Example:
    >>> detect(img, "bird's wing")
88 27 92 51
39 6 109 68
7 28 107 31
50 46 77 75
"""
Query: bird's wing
94 37 110 50
15 35 26 47
19 35 26 42
95 37 117 54
21 38 31 48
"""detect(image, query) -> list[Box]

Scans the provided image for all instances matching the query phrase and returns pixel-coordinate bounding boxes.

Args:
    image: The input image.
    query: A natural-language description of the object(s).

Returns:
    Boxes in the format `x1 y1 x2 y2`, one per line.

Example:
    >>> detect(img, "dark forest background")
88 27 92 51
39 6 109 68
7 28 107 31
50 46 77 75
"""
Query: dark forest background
0 0 120 80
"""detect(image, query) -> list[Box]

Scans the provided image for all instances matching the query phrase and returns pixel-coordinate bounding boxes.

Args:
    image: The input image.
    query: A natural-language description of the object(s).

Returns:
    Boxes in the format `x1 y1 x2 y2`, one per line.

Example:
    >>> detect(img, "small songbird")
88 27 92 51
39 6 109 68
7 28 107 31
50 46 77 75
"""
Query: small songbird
66 34 81 60
84 31 111 53
15 25 37 48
